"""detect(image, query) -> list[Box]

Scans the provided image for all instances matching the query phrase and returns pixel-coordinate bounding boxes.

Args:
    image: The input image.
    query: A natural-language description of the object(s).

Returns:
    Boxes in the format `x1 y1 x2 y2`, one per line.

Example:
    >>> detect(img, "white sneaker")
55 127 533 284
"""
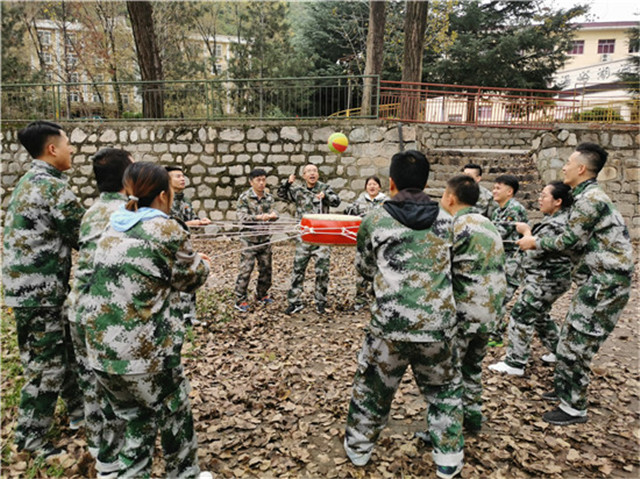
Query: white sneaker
198 472 214 479
343 437 372 467
541 353 557 363
488 361 524 376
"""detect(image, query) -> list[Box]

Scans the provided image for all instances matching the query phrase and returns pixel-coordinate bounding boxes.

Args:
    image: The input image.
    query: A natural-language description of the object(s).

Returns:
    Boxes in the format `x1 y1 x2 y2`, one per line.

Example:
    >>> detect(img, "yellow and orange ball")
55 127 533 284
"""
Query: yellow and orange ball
327 132 348 154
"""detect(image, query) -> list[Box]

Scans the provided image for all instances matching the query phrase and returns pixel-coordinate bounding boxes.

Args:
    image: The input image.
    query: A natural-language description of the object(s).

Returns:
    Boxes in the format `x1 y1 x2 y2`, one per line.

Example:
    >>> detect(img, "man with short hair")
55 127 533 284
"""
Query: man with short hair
67 147 132 474
165 166 211 227
439 174 506 434
277 164 340 315
3 121 85 459
462 163 498 219
344 150 464 479
234 168 279 312
165 166 211 325
518 143 633 426
489 174 528 347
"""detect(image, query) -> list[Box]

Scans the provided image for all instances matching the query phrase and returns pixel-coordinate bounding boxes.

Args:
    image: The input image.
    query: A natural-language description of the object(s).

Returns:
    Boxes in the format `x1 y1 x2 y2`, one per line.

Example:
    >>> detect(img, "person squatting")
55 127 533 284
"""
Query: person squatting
2 121 634 479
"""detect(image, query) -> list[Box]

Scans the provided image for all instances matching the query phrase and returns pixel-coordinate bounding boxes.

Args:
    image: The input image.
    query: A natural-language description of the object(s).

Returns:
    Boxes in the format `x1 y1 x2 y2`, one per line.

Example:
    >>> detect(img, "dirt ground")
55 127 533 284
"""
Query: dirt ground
2 238 639 479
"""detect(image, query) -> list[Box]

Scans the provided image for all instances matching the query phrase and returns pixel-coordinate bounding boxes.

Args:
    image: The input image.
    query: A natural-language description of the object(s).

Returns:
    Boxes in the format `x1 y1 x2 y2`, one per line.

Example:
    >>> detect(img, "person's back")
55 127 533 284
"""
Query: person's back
451 210 506 334
345 150 464 479
358 196 455 340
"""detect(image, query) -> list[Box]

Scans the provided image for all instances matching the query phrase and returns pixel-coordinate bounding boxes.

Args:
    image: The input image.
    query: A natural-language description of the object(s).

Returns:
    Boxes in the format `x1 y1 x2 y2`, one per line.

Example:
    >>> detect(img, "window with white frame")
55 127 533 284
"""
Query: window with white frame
478 105 493 120
569 40 584 55
65 33 76 46
69 73 79 83
93 93 101 103
38 31 51 45
597 39 615 54
215 44 223 57
122 94 129 105
42 52 53 65
69 92 79 102
66 54 78 66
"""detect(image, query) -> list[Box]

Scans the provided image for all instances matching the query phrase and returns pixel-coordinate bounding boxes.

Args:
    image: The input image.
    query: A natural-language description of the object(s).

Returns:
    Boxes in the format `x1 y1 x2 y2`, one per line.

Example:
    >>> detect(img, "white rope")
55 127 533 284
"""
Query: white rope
204 234 302 259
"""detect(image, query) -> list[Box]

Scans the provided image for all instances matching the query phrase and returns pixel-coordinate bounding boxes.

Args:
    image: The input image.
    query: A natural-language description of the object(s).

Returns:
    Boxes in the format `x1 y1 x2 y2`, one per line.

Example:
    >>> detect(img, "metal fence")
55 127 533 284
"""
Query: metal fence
1 75 380 122
2 76 637 128
332 80 639 129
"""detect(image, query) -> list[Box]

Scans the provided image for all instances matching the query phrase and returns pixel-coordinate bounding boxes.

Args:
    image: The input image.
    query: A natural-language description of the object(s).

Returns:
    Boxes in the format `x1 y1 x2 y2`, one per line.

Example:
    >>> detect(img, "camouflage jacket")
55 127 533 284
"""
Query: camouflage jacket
492 198 528 256
473 184 499 219
67 192 127 323
171 192 196 222
522 208 573 286
345 192 388 217
537 179 633 282
236 188 279 244
451 208 506 335
277 179 341 218
82 215 210 375
2 160 85 308
356 190 456 342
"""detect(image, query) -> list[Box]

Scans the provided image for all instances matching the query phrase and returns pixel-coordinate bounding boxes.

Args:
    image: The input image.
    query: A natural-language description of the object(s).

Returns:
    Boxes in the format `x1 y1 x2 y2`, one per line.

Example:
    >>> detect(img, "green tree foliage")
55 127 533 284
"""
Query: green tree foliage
617 25 640 94
424 0 587 90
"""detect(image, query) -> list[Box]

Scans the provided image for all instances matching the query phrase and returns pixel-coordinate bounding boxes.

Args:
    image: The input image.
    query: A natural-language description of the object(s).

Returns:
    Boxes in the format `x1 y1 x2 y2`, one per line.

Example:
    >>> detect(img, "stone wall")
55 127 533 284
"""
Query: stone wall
1 120 638 239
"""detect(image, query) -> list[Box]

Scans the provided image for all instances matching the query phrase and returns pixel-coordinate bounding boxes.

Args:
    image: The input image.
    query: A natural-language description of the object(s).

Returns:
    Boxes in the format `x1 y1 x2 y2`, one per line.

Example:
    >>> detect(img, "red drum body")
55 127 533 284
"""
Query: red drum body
300 214 362 246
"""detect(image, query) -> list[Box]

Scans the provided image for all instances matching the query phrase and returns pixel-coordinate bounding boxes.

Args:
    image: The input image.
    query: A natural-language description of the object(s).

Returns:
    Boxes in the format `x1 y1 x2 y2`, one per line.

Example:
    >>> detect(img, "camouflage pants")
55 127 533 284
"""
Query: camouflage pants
354 276 373 307
95 366 199 479
234 242 272 301
456 331 489 430
555 275 631 415
14 307 83 451
345 333 464 468
287 241 330 307
70 319 124 471
493 254 523 338
504 278 570 369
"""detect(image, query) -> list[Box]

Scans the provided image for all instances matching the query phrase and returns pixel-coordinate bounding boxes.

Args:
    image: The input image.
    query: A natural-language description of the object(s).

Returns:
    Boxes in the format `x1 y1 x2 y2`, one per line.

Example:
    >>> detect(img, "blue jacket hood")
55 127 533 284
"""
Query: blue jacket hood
110 206 169 232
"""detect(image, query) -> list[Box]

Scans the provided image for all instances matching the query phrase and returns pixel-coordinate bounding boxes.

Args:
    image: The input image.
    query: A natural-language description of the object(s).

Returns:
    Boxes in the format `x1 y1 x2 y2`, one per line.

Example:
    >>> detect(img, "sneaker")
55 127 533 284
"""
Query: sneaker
198 472 214 479
463 413 484 434
36 443 66 461
234 302 250 313
414 430 432 445
258 296 274 305
316 303 326 315
487 338 504 347
285 303 304 315
542 390 559 402
97 473 118 479
488 361 524 376
541 353 557 363
542 407 588 426
343 437 372 467
353 303 365 312
436 463 463 479
69 417 85 430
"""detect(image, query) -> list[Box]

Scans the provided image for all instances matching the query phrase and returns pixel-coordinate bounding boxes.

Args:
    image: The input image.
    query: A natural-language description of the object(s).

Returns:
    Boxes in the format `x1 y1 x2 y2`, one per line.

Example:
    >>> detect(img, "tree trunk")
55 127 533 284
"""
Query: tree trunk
400 0 429 121
362 0 386 117
126 1 164 118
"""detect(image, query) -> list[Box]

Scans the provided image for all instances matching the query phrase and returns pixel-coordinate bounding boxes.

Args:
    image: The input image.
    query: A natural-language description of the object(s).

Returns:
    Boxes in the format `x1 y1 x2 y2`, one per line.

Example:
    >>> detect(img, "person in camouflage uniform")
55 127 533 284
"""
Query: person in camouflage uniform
462 163 498 219
489 181 574 376
344 176 388 310
489 174 528 346
66 148 133 474
518 143 634 426
80 162 212 478
234 168 279 312
2 121 85 459
438 175 506 433
166 166 211 325
277 164 341 315
344 151 464 479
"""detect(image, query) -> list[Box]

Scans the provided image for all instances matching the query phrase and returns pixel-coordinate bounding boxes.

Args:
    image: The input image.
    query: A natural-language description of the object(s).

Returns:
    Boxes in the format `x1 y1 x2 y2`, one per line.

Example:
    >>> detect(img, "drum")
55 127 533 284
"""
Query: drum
300 214 362 246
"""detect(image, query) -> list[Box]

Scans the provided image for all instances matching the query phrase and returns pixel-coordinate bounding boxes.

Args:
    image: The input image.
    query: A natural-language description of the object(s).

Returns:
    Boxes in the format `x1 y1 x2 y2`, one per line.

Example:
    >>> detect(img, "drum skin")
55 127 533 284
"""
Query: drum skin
300 214 362 246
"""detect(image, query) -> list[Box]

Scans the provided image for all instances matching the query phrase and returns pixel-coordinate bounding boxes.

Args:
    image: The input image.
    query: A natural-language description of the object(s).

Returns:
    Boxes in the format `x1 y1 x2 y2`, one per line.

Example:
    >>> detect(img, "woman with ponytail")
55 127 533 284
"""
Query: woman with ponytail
80 162 212 479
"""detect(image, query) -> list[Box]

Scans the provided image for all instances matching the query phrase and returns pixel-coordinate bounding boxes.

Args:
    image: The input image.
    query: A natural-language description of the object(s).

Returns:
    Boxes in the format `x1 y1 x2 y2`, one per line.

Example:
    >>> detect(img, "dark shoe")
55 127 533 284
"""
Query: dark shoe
463 413 484 434
436 463 463 479
36 443 66 461
542 390 559 402
285 303 304 315
316 303 326 315
542 407 588 425
414 430 432 445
